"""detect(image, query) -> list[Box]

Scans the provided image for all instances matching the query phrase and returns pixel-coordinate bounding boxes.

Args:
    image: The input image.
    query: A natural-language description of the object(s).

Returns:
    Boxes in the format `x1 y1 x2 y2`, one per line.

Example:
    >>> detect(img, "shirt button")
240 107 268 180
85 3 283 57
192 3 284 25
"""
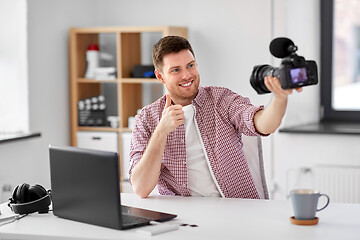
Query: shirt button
183 161 186 165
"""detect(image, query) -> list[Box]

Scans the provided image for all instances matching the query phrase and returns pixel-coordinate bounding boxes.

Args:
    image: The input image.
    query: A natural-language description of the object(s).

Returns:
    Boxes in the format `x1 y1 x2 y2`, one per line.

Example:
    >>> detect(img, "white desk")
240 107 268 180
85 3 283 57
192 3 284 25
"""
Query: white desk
0 193 359 240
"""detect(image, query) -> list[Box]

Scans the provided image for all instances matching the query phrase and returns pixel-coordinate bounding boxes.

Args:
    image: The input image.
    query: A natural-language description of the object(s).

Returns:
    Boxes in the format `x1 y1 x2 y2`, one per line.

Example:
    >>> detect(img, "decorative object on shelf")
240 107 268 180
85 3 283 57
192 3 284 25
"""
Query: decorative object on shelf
128 116 135 129
94 67 117 80
84 44 100 79
107 116 119 128
132 65 155 78
78 95 106 126
127 109 142 129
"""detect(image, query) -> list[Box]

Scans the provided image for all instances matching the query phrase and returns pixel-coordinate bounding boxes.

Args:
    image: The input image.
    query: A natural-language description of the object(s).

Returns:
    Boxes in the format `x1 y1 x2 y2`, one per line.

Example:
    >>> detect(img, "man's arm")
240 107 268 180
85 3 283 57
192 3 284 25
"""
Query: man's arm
254 76 302 135
130 95 184 198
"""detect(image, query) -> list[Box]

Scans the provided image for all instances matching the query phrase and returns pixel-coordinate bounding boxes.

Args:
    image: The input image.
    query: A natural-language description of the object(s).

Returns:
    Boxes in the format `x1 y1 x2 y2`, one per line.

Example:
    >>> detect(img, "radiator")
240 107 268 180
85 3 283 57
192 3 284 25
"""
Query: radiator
313 166 360 203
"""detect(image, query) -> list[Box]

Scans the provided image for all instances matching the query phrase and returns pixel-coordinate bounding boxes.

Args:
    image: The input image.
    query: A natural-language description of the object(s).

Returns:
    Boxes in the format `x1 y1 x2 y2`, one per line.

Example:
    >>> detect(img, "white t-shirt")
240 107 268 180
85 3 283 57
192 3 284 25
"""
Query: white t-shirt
183 104 221 197
182 104 265 198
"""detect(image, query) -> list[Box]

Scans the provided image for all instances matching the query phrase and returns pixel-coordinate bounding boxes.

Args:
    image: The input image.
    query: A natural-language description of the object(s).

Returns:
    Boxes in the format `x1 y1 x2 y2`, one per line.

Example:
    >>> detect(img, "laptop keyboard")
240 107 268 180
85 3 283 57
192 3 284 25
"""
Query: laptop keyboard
122 213 152 225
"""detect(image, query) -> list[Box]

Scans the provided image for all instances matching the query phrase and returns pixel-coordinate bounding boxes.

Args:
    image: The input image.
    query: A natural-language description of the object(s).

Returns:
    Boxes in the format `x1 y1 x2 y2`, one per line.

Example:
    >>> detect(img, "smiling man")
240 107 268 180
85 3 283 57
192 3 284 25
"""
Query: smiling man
129 36 301 199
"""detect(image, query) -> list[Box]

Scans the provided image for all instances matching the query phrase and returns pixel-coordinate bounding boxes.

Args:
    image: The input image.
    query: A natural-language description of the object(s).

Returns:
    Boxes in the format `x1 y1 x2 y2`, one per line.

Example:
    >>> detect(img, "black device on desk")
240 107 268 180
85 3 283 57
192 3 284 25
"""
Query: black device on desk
8 183 51 215
48 145 177 230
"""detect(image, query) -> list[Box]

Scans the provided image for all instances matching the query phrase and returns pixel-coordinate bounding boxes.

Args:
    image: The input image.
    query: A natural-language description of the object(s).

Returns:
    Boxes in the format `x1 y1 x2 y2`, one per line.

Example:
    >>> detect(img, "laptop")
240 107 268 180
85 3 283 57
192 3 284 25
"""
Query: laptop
49 145 177 230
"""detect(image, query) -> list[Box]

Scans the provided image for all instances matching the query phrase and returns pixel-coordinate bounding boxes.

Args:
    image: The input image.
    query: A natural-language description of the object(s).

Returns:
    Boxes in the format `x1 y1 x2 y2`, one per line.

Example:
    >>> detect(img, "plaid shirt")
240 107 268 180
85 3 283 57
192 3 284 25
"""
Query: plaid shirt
129 86 265 198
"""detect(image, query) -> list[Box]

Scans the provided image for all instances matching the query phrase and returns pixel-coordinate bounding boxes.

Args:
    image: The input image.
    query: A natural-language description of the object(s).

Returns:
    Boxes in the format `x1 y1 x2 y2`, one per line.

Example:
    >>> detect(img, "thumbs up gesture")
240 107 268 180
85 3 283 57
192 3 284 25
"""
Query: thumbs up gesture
159 94 184 134
164 94 172 110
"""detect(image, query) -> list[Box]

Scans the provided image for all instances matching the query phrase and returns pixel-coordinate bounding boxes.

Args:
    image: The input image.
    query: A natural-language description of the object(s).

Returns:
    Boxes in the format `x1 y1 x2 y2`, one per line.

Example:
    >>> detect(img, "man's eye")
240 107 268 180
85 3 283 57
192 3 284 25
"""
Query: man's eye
171 68 179 73
187 63 196 69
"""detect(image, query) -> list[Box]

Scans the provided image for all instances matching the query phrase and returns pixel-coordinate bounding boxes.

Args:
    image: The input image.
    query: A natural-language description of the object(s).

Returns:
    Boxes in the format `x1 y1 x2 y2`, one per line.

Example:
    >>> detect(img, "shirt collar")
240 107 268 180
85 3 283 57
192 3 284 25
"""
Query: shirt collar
192 86 205 107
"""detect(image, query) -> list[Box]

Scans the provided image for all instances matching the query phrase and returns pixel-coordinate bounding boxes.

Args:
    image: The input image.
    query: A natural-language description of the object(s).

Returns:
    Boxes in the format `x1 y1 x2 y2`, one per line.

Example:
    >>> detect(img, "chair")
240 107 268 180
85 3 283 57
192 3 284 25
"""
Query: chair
242 135 269 199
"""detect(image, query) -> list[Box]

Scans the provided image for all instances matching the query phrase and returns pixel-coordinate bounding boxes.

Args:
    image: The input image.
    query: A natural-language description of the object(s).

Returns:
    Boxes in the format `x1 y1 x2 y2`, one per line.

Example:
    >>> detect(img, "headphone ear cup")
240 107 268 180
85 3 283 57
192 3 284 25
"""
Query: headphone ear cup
28 184 47 201
16 183 30 203
10 185 20 203
34 184 47 193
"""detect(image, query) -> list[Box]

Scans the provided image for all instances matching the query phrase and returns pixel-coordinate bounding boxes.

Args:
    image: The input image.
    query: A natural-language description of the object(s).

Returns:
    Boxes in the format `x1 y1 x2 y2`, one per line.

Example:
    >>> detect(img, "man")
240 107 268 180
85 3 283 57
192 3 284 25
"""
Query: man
129 36 301 199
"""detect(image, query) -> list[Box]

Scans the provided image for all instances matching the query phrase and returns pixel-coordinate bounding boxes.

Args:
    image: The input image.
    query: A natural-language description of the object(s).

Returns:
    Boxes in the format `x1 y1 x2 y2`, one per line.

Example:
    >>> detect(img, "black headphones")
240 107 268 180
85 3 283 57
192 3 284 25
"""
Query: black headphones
8 183 51 215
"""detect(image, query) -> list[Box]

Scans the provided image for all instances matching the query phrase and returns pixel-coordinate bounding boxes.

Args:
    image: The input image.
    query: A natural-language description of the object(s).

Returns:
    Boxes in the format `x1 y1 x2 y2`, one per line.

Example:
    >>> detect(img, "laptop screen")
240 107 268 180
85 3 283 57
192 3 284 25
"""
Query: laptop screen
49 145 122 229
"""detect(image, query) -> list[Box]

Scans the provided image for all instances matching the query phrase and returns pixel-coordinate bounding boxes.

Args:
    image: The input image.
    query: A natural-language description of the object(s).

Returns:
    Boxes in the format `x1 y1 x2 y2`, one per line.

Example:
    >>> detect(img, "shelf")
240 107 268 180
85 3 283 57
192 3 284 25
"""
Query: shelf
121 128 133 133
78 126 120 132
69 26 188 185
78 78 119 83
77 78 159 84
121 78 158 84
279 121 360 135
71 26 188 35
0 131 41 144
77 127 135 133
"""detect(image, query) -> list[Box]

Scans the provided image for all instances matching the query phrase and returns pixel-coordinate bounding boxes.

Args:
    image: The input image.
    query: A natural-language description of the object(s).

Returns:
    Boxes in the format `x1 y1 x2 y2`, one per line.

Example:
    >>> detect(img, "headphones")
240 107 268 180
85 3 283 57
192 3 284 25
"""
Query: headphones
8 183 51 215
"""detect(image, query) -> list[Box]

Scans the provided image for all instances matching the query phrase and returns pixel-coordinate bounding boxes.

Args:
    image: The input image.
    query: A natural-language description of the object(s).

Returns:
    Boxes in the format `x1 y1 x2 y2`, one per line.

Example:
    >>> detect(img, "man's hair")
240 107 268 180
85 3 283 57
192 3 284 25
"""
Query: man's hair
152 36 195 71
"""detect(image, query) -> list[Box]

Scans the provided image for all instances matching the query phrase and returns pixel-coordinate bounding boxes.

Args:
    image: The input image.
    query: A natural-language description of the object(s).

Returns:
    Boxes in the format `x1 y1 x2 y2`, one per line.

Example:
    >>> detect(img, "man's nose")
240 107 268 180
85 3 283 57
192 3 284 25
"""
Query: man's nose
181 69 191 79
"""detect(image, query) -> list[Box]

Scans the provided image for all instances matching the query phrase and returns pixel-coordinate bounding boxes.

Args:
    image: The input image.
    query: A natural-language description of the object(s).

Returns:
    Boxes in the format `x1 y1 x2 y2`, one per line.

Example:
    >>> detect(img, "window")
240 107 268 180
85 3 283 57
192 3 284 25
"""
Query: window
0 0 29 133
321 0 360 121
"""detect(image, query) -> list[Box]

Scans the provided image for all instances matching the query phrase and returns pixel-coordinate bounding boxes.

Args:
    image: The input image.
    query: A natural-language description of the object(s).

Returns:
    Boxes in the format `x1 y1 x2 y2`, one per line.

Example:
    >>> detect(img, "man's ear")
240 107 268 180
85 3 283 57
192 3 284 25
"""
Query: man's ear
155 69 165 84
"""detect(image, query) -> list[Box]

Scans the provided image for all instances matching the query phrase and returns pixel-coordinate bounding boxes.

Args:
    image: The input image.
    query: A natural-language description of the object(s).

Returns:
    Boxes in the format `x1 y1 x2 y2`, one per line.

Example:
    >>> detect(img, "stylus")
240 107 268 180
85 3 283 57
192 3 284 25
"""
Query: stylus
136 222 179 236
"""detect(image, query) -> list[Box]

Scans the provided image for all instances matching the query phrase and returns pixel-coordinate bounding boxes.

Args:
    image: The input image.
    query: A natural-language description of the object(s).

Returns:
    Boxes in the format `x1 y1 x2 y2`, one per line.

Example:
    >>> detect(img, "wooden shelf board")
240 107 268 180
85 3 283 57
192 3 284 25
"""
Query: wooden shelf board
77 78 160 84
77 127 133 133
70 26 187 34
77 127 120 132
121 78 159 84
121 128 133 133
77 78 119 83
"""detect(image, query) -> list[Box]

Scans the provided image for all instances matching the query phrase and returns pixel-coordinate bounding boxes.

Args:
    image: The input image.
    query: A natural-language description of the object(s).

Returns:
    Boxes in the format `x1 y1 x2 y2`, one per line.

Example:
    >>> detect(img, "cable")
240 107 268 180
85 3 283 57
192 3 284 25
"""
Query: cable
0 214 28 227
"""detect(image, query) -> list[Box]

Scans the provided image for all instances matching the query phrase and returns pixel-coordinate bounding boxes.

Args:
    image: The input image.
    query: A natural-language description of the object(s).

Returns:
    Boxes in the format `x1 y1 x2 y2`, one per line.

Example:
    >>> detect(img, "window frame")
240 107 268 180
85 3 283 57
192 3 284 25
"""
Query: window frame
321 0 360 122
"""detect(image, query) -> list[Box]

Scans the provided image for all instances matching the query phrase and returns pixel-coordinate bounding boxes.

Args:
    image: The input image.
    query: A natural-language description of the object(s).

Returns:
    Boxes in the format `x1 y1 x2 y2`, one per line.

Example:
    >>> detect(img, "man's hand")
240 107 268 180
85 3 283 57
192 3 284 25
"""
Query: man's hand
264 76 302 99
159 94 184 134
254 76 302 135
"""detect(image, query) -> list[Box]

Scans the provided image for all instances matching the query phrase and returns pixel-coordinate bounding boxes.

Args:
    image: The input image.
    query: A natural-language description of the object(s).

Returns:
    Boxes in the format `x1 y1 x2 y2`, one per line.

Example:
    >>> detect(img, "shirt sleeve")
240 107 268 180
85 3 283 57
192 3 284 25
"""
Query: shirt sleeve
128 109 151 184
226 90 268 137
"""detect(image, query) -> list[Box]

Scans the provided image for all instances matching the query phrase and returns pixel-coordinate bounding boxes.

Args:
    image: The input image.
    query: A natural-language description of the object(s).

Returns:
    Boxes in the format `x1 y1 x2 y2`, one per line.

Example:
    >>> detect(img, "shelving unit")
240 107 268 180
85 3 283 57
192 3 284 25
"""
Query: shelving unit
69 26 188 186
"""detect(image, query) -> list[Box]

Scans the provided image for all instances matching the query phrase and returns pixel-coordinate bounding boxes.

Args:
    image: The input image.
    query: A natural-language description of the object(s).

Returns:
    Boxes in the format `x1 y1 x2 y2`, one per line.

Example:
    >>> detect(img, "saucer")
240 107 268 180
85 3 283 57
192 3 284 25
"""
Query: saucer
290 216 319 225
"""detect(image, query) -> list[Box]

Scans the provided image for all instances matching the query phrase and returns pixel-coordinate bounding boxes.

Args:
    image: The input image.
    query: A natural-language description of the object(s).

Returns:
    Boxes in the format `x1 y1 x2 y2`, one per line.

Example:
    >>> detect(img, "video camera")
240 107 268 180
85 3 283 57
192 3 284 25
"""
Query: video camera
250 37 318 94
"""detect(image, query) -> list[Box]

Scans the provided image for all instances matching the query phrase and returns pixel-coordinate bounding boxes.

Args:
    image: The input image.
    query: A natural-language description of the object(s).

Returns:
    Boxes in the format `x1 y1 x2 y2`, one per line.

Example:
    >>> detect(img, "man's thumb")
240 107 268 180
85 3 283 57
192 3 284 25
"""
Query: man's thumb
164 94 171 109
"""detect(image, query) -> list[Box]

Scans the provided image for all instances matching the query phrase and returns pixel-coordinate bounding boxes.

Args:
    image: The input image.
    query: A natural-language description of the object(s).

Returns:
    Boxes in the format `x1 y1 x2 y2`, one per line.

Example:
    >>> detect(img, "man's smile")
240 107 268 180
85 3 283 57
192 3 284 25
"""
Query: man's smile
179 80 194 87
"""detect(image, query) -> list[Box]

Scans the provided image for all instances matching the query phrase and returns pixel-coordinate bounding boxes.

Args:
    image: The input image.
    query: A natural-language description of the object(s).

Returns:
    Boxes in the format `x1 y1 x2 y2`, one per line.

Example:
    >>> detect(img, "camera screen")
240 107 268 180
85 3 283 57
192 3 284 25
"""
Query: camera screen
290 67 308 84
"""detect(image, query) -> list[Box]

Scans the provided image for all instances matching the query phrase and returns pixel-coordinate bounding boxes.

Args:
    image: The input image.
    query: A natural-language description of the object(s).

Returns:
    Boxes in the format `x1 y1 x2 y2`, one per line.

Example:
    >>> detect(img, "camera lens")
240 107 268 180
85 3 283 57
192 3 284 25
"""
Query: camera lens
250 65 277 94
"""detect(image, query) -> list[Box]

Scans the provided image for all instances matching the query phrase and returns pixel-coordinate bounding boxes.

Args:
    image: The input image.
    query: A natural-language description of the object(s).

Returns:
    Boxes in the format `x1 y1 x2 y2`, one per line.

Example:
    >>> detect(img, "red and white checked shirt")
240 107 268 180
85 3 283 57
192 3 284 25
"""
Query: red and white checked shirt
129 86 266 199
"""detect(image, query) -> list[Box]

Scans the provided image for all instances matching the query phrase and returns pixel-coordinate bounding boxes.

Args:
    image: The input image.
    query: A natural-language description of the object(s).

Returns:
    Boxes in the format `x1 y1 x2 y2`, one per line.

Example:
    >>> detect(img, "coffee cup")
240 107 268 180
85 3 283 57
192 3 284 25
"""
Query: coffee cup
290 189 330 220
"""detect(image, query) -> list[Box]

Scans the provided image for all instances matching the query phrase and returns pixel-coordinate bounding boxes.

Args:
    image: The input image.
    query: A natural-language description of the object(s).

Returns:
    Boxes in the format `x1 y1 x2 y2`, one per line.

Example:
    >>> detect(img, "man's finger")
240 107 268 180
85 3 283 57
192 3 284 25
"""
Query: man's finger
165 94 171 109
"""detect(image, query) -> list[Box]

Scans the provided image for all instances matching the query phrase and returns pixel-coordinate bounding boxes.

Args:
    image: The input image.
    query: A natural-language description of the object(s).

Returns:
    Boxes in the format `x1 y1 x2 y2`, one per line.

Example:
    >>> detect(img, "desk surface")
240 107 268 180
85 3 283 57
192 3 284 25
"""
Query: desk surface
0 193 359 240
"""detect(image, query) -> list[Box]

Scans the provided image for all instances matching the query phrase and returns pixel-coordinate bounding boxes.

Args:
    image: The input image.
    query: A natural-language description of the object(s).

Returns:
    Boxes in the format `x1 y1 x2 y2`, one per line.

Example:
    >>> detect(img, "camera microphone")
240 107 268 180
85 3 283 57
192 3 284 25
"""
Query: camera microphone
269 37 297 58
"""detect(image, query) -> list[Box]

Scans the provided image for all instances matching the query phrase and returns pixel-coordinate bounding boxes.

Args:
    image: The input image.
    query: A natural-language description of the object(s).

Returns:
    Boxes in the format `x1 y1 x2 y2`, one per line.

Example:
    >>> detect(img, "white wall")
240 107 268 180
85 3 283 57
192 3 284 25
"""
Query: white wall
0 0 98 196
1 0 359 202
